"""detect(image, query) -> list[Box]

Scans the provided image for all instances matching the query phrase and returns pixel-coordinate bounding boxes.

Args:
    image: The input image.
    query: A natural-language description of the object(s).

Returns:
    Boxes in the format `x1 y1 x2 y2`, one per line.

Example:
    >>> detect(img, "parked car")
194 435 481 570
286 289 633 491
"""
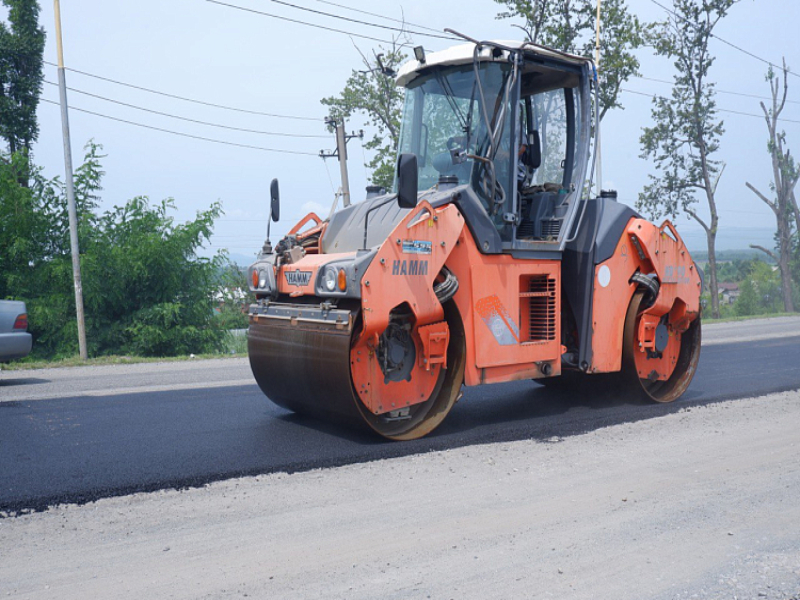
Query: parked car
0 300 32 362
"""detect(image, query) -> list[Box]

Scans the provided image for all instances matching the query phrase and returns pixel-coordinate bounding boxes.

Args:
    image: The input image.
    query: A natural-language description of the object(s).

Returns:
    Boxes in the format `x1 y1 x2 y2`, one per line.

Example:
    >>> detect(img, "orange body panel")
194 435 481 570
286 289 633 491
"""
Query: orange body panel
288 212 322 236
590 218 701 375
444 230 562 387
274 252 352 296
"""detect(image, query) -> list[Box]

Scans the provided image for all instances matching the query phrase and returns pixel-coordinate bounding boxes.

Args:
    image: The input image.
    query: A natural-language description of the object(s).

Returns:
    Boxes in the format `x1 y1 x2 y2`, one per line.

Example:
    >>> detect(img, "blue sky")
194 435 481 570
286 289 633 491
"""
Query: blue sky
11 0 800 259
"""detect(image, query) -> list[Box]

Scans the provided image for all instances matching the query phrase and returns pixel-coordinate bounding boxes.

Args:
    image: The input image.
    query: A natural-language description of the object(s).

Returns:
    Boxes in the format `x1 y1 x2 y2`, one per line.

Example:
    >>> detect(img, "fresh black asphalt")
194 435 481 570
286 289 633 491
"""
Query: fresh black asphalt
2 335 799 515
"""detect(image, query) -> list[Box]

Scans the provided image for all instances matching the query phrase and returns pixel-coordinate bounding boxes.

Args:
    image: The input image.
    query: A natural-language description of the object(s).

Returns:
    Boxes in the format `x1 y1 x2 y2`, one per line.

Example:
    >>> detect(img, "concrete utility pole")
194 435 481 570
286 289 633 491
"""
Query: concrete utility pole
335 119 352 207
320 117 363 209
54 0 88 360
594 0 603 195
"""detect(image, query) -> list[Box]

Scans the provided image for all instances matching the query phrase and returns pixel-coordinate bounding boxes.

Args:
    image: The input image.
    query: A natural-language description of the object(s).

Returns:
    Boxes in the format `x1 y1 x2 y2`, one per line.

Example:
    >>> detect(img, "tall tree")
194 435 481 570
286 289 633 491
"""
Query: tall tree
495 0 644 120
0 0 45 156
638 0 737 319
745 59 798 313
321 42 406 190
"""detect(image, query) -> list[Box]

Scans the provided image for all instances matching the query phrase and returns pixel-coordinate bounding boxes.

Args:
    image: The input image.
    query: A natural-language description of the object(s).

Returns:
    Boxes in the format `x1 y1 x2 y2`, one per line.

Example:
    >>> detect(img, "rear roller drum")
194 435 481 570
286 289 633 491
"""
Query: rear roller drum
620 291 701 403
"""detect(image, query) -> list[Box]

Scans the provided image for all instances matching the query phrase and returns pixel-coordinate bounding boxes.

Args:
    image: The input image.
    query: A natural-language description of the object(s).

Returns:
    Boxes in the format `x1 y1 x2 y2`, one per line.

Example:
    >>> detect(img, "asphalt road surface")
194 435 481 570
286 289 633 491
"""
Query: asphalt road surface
1 318 800 515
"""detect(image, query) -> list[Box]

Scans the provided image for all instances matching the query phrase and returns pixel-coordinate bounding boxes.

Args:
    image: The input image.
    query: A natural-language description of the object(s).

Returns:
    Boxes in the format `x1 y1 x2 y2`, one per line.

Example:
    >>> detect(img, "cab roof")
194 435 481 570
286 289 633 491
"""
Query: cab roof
396 40 592 88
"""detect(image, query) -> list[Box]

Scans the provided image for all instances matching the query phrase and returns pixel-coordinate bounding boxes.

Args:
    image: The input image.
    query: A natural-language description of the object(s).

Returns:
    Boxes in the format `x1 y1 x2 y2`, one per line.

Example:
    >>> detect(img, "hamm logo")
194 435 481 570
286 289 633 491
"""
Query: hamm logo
284 270 312 287
391 260 429 276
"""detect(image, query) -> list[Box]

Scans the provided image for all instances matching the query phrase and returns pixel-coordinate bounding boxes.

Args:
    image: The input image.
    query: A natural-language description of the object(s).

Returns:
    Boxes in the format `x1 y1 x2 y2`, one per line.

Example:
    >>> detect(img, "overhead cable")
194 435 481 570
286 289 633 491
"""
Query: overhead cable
260 0 456 41
43 59 320 121
621 87 800 124
43 80 327 138
311 0 443 34
634 75 800 106
647 0 799 80
206 0 395 44
40 98 319 155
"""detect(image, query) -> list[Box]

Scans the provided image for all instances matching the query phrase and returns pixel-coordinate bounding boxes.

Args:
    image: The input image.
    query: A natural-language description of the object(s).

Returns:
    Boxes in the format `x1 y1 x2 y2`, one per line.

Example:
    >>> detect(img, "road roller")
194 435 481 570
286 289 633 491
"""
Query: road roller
247 37 702 440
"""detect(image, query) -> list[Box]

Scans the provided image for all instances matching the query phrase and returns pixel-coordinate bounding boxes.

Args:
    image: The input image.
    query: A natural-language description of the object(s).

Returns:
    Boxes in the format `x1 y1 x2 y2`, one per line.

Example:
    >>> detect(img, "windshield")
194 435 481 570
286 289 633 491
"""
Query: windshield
397 62 514 206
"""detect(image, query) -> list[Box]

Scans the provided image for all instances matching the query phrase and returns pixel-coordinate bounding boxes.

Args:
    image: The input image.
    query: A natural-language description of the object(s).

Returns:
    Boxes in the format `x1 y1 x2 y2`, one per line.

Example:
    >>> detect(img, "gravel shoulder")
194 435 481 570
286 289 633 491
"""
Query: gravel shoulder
2 390 799 599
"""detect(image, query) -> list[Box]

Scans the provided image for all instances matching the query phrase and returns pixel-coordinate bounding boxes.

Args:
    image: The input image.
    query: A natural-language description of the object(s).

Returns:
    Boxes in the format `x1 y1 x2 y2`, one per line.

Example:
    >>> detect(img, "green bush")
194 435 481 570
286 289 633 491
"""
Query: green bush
0 144 239 359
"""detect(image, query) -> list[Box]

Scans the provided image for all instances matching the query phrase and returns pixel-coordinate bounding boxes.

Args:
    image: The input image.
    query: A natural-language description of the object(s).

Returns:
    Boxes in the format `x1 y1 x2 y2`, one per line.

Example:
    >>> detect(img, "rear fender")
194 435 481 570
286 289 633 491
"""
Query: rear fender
589 218 701 373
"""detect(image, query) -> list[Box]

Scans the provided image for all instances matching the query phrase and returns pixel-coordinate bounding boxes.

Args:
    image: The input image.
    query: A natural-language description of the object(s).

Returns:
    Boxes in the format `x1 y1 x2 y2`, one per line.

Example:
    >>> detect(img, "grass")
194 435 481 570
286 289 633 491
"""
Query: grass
0 329 249 371
702 311 799 324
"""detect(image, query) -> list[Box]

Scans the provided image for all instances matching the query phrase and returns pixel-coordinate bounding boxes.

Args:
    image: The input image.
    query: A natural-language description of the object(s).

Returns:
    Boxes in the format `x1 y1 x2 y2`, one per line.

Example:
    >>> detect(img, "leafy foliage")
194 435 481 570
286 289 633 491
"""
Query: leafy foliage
321 45 406 189
495 0 644 120
0 0 45 155
638 0 736 222
745 60 799 313
0 144 238 359
638 0 738 318
734 261 783 317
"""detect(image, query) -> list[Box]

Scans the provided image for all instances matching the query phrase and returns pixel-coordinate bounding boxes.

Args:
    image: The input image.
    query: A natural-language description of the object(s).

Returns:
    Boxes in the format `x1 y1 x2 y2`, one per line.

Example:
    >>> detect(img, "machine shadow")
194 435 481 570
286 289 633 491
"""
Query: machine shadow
0 376 49 388
266 378 700 454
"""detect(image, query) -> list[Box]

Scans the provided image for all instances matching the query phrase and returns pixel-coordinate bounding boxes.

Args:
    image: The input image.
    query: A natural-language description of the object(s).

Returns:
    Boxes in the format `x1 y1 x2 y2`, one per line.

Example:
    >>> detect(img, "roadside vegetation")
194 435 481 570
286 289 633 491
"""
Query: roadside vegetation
0 144 250 361
701 256 799 320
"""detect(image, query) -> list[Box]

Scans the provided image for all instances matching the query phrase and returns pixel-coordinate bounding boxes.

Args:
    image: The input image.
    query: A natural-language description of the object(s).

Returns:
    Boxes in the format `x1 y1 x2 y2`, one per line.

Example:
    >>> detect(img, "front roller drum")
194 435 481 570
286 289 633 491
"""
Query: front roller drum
248 308 365 427
248 303 466 440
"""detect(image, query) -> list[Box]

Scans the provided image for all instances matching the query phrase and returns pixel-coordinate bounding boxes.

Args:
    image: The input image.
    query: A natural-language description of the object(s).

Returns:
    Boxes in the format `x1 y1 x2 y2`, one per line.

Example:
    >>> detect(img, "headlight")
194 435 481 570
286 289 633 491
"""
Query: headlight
249 262 276 294
323 267 337 291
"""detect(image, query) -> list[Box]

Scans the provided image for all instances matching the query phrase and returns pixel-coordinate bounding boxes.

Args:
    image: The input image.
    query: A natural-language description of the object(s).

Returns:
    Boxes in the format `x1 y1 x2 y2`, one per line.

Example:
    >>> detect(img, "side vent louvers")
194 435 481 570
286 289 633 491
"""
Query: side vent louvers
520 275 556 343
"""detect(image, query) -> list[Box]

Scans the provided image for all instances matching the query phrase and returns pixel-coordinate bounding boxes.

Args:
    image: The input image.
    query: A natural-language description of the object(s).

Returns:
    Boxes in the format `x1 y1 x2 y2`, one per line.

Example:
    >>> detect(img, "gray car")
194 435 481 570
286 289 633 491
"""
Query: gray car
0 300 33 362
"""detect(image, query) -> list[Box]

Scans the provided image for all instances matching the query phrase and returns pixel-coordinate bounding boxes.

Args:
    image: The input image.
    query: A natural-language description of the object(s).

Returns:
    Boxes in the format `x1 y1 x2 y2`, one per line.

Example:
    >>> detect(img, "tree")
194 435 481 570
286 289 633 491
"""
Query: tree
0 150 48 298
638 0 738 319
0 144 235 359
734 260 781 317
321 42 406 190
0 0 45 156
745 60 799 313
495 0 644 120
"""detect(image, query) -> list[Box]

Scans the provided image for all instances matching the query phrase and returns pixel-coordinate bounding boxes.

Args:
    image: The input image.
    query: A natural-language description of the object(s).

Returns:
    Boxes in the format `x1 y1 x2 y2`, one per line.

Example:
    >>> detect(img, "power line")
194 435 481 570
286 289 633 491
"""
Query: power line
647 0 799 80
40 97 319 155
311 0 443 35
43 59 320 121
206 0 395 44
259 0 455 41
621 87 800 125
43 80 328 139
634 75 800 106
717 106 800 125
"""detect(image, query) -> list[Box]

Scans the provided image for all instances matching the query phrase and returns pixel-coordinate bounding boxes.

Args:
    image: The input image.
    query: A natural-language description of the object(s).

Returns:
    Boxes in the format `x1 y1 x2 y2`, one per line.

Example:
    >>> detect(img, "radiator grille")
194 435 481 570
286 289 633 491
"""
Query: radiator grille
520 275 557 343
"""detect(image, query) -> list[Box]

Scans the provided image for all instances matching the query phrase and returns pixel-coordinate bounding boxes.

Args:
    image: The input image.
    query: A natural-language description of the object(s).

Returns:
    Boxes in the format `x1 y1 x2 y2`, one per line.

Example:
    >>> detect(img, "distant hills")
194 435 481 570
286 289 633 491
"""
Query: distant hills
228 252 259 268
677 226 776 254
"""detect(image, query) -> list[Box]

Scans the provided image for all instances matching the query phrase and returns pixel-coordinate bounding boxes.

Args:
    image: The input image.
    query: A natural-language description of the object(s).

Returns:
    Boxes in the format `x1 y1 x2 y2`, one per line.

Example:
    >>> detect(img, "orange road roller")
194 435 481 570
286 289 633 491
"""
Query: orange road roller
247 38 702 440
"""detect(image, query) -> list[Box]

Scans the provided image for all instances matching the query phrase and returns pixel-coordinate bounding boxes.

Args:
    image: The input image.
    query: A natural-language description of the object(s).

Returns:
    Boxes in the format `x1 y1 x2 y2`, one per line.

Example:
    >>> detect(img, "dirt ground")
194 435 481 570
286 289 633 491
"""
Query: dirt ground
2 390 799 600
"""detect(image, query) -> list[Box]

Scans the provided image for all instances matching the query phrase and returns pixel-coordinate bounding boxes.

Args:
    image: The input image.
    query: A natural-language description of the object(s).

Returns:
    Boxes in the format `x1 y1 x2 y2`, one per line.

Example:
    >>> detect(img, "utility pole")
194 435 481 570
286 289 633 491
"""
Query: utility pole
594 0 603 195
320 117 363 209
54 0 88 360
335 120 351 207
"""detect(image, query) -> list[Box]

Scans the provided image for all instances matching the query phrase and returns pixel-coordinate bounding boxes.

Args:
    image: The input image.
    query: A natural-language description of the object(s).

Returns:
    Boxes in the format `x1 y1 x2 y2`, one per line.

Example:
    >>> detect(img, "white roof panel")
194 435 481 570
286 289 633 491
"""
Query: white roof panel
396 40 590 88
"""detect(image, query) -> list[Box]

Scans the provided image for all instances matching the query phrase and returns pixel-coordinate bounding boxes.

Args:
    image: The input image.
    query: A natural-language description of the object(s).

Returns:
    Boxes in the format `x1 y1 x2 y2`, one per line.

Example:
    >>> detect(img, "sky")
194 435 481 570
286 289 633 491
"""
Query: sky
11 0 800 261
